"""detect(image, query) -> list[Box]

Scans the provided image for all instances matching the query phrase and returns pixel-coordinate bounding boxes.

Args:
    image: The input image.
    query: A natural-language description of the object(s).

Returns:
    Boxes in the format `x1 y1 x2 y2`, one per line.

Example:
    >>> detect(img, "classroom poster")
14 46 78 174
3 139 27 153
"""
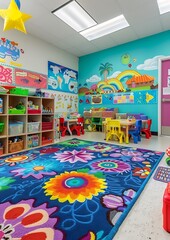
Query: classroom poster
48 61 78 94
15 68 47 89
0 64 14 85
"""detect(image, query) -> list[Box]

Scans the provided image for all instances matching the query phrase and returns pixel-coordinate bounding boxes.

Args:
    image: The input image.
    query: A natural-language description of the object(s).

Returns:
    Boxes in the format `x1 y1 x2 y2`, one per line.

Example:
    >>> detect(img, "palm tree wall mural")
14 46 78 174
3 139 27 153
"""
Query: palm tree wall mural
99 62 113 80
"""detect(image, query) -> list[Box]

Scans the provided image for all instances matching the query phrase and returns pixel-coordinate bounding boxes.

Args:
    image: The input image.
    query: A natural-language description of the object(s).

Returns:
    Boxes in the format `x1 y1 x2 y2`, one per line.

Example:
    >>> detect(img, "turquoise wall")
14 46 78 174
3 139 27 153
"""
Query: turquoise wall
78 31 170 132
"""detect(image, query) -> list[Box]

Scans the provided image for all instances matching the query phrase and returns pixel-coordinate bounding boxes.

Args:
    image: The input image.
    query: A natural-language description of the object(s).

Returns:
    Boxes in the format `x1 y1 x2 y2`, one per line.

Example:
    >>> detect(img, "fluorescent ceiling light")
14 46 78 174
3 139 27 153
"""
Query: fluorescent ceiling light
80 15 129 41
157 0 170 14
52 0 97 32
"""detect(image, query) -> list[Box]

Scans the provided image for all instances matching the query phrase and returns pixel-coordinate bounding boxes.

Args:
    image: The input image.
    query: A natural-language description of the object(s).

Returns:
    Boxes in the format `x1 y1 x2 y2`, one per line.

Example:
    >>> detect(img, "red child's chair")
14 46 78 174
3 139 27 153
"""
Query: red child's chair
59 118 68 137
70 117 84 136
141 119 152 139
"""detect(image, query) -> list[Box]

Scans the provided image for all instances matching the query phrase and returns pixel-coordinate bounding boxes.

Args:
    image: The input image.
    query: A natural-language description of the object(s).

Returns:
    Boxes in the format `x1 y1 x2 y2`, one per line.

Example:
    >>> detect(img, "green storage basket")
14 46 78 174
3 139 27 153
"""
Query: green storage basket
10 88 29 96
0 122 4 132
8 107 26 114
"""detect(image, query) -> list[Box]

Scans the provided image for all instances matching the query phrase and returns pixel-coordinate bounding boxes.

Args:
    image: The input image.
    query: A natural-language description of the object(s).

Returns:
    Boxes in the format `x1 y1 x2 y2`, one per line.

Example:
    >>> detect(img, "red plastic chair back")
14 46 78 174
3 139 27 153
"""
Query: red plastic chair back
141 119 152 139
59 118 68 137
70 117 84 136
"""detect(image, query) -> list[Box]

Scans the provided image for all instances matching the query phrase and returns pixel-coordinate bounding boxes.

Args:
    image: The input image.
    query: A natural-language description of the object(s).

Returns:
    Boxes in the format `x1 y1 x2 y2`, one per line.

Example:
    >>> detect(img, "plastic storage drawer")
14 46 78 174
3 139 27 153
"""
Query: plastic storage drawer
9 121 24 135
42 122 53 130
27 122 40 133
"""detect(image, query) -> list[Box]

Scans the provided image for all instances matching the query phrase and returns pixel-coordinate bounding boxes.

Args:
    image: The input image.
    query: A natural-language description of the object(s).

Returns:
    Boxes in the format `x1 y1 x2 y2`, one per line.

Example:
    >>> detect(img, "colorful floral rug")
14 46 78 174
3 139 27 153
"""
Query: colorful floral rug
0 138 164 240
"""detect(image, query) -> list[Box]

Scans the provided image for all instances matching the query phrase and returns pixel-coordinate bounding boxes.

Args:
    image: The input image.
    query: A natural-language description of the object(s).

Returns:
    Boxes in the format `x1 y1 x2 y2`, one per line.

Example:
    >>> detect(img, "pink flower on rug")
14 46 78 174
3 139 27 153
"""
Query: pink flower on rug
102 189 136 210
53 150 95 163
91 159 131 173
84 144 117 153
121 150 143 157
0 199 64 240
102 194 124 209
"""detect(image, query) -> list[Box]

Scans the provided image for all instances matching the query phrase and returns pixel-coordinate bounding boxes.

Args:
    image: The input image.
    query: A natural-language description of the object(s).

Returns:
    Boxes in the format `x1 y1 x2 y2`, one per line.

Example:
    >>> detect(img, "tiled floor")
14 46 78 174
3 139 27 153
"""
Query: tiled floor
59 132 170 240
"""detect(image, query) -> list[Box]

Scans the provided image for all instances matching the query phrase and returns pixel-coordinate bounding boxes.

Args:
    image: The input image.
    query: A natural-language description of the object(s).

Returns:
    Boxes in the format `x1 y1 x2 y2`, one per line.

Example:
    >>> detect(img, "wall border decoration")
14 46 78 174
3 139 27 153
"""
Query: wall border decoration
113 92 134 104
48 61 78 94
91 94 102 104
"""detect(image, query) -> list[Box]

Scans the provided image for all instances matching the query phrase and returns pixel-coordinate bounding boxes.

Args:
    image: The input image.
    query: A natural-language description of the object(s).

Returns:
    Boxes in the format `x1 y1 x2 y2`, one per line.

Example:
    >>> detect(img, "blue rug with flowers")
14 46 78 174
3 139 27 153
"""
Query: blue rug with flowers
0 138 164 240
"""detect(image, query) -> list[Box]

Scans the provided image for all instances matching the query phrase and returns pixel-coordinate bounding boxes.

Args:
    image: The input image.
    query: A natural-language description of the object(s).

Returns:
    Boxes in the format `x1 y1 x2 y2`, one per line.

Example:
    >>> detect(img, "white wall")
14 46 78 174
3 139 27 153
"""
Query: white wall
0 21 79 117
0 21 78 73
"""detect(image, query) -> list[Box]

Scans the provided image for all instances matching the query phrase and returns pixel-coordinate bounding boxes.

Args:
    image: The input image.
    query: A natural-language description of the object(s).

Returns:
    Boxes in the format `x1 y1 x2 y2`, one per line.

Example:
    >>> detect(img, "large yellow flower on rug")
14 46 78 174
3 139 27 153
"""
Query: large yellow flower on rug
43 171 107 203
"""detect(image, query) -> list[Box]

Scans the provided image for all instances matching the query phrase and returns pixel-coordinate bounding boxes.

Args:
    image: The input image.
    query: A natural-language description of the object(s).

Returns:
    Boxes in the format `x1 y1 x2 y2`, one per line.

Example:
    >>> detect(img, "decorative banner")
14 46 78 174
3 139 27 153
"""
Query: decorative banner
91 94 102 104
48 61 78 94
15 68 47 88
113 92 134 104
134 89 157 104
0 64 14 85
102 93 113 104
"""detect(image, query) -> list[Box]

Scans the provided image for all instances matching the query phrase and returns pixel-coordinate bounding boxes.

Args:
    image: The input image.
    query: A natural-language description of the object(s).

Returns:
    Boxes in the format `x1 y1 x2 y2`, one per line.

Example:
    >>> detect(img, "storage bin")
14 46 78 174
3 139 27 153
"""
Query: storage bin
9 121 24 135
0 122 4 133
102 111 115 118
10 88 29 96
83 111 92 117
27 122 40 133
92 111 102 117
27 109 41 114
42 138 53 145
42 122 53 130
8 108 26 114
9 140 24 153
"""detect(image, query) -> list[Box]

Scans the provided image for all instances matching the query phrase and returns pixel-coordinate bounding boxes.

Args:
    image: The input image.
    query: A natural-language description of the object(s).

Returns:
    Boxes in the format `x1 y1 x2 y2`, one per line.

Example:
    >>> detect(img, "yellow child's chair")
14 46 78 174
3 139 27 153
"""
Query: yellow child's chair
106 120 125 144
104 117 112 133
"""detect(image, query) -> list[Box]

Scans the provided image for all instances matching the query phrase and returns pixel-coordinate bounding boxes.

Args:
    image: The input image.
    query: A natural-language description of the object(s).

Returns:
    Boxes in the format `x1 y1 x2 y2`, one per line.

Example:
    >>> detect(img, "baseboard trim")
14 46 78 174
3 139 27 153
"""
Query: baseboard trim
151 131 158 136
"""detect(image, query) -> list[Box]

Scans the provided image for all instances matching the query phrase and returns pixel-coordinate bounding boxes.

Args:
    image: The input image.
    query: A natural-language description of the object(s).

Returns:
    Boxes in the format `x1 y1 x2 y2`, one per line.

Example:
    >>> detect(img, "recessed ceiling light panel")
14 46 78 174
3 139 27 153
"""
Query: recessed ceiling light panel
157 0 170 14
80 15 129 41
52 0 97 32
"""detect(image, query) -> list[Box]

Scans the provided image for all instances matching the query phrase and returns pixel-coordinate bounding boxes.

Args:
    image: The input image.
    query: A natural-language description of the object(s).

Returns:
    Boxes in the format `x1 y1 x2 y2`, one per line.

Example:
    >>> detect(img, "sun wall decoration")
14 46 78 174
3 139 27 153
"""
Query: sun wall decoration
0 0 32 34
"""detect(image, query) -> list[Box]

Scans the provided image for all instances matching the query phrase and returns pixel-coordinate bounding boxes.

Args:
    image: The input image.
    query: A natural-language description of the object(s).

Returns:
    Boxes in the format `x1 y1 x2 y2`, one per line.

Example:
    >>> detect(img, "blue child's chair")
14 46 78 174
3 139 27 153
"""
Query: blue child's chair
129 120 142 144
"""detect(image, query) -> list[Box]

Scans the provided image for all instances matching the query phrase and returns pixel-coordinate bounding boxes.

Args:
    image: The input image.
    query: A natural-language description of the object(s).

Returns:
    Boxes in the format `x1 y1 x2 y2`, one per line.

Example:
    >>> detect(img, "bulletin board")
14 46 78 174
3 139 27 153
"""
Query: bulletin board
15 68 47 89
0 64 14 85
48 61 78 94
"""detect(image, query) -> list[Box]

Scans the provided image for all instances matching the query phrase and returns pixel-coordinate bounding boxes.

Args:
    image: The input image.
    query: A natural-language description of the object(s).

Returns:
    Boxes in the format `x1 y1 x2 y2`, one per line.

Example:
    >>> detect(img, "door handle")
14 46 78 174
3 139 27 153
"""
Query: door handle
162 98 170 102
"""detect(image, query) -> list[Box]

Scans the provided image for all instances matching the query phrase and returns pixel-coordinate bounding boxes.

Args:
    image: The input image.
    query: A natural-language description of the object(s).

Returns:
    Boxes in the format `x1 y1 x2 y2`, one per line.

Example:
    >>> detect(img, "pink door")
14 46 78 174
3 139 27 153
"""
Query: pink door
161 59 170 135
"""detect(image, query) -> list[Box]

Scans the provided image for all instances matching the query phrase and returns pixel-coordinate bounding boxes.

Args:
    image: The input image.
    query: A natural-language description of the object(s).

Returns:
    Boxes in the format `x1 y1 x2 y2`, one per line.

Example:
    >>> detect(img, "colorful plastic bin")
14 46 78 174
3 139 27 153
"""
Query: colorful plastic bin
8 108 26 114
0 122 4 133
163 182 170 232
10 88 29 96
42 122 53 130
